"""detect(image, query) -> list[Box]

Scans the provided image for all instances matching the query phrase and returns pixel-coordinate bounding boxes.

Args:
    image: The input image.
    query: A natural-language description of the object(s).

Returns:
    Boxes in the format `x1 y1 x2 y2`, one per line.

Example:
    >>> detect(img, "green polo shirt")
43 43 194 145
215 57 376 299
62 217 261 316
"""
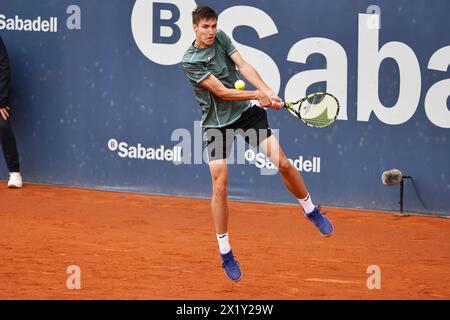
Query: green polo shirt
182 30 252 128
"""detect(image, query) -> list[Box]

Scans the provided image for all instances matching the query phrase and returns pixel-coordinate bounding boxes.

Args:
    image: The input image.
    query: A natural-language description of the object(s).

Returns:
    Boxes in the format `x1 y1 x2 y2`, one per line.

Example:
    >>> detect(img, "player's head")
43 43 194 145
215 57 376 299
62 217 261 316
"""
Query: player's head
192 6 218 48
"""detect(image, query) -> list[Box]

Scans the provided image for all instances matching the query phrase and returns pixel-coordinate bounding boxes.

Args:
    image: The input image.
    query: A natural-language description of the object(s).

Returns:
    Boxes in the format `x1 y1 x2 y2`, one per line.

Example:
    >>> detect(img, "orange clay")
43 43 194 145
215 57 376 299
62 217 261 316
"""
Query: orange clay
0 183 449 299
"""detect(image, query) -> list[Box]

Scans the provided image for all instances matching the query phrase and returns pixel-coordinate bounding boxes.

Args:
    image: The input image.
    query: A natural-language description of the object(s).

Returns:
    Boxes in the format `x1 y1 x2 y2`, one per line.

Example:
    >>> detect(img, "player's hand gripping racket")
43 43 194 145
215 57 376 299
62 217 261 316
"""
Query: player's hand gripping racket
280 92 340 128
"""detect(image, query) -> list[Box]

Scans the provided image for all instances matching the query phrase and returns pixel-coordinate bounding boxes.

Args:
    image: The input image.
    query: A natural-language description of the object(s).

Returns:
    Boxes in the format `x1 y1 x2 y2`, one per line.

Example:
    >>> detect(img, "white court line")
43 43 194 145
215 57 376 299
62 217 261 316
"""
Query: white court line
304 278 362 284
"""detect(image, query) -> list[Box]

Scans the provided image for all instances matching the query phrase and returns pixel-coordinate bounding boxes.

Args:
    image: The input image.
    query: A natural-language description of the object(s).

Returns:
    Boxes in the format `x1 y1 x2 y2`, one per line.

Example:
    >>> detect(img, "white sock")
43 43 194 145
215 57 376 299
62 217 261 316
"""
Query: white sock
217 232 231 254
298 193 315 214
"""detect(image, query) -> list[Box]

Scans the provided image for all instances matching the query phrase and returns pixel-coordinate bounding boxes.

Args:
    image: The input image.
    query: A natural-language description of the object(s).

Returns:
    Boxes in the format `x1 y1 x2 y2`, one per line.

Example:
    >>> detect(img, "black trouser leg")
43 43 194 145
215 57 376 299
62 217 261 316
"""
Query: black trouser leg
0 117 20 172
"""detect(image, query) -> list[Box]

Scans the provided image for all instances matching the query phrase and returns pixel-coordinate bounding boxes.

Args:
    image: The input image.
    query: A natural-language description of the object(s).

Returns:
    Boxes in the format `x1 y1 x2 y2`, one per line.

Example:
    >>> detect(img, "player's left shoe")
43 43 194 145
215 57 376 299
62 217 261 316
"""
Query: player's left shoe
304 205 334 237
220 250 242 282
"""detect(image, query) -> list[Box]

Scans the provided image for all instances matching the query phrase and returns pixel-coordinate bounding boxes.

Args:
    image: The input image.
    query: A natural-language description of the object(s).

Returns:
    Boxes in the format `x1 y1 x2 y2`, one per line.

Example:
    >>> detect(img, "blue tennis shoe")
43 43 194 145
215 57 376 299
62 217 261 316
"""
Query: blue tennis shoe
305 205 334 237
220 250 242 282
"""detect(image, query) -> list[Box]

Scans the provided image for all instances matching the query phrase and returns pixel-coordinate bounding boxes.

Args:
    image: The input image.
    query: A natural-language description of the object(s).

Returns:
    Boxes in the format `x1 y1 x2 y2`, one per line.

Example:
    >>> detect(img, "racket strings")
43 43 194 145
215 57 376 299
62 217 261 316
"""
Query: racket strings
303 108 335 128
284 93 339 128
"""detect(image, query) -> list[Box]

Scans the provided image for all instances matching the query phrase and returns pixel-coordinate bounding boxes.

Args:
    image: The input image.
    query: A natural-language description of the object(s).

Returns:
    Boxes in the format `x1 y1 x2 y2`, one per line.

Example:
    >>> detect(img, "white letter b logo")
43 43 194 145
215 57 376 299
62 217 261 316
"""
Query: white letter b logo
131 0 197 65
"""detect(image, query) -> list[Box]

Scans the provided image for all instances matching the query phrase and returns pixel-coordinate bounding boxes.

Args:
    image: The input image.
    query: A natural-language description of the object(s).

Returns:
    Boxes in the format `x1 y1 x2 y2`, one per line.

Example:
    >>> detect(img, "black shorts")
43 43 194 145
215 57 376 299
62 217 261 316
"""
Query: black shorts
204 105 272 161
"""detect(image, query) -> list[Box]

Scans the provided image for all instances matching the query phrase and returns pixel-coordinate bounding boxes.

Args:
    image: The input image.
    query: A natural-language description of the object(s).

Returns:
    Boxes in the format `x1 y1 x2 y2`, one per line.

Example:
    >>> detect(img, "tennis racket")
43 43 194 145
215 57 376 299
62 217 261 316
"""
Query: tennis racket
281 92 340 128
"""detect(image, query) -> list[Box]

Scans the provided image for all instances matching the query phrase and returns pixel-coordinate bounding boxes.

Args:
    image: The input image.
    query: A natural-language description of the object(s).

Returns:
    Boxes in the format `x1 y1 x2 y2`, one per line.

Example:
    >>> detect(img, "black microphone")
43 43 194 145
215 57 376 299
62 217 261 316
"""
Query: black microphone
381 169 404 186
381 169 425 214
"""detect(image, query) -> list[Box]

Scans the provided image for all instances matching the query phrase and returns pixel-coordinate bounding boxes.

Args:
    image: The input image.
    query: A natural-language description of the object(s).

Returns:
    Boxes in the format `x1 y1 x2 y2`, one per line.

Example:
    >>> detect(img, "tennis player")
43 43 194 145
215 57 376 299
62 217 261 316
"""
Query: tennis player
182 6 333 282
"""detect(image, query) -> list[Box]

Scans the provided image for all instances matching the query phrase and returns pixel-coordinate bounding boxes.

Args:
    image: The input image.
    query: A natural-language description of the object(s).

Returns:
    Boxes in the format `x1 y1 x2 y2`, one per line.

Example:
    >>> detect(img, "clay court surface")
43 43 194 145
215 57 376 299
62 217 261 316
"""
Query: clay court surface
0 183 449 300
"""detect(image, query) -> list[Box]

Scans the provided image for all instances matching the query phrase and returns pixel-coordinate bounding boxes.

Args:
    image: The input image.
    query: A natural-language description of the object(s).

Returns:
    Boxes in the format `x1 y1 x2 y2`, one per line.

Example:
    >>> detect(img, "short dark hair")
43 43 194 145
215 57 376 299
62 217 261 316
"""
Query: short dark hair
192 6 218 25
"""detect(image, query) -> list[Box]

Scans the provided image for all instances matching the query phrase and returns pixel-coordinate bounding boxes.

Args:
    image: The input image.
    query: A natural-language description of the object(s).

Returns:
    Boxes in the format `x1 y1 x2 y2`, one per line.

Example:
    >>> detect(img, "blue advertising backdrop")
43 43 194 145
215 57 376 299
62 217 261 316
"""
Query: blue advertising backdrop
1 0 449 215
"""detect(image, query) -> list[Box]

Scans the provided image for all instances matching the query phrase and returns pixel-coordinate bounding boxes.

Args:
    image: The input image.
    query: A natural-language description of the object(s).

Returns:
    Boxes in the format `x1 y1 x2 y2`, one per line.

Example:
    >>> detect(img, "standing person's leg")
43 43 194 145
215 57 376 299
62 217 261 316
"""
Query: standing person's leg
0 116 22 188
260 134 334 236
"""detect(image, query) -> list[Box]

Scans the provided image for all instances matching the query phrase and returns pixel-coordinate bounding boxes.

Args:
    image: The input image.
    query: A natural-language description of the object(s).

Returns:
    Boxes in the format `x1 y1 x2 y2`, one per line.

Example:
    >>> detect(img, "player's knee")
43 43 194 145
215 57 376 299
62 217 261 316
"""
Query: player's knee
213 182 228 198
277 159 292 173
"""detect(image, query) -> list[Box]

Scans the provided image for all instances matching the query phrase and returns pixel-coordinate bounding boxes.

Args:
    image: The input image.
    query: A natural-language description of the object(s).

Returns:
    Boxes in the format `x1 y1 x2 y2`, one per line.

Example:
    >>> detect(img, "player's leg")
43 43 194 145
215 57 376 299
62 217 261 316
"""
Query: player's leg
260 134 308 200
208 159 229 236
237 106 310 207
205 129 242 281
260 134 334 237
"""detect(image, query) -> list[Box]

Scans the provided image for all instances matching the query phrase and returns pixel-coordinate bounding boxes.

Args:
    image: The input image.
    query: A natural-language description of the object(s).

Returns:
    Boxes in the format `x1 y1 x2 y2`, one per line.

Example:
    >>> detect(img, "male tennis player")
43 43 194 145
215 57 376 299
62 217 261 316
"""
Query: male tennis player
182 6 333 282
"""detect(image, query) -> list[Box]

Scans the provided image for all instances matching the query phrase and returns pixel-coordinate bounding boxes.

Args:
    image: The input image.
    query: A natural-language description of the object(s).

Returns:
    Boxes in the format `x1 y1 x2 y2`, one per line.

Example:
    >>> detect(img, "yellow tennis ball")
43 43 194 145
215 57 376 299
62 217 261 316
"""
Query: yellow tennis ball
234 80 245 90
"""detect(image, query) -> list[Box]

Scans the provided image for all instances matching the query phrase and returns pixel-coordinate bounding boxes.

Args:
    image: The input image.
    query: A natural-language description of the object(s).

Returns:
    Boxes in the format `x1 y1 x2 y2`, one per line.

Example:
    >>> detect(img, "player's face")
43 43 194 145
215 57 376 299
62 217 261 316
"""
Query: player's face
193 18 217 48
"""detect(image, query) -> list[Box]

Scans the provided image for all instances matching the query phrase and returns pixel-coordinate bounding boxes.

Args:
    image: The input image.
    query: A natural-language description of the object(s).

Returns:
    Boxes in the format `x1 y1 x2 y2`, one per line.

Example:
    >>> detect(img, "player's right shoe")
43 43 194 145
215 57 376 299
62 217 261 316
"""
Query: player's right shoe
8 172 22 188
305 205 334 237
220 250 242 282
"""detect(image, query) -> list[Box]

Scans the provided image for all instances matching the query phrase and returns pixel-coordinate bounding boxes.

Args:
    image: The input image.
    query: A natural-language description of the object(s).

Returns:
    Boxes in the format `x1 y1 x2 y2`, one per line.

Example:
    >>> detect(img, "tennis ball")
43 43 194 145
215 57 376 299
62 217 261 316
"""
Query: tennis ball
234 80 245 90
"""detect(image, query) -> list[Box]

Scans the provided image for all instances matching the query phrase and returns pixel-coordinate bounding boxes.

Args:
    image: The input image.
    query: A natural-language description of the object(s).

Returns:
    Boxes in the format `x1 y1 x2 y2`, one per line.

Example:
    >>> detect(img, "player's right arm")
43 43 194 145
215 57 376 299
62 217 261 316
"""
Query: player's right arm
199 73 274 108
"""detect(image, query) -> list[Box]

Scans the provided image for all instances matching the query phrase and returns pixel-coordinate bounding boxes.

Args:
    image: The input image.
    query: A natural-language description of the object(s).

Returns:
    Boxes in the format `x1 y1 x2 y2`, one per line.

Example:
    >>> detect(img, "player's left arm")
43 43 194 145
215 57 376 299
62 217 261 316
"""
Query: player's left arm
230 51 281 104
